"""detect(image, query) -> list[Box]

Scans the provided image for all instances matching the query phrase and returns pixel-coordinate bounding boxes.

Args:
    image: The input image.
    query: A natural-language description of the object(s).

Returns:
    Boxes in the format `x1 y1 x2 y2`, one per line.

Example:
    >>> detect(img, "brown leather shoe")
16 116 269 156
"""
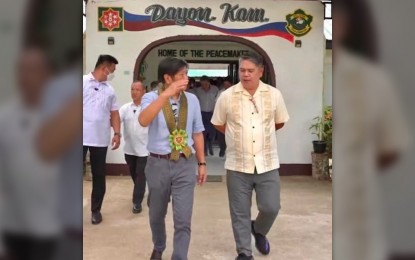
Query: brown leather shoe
150 250 162 260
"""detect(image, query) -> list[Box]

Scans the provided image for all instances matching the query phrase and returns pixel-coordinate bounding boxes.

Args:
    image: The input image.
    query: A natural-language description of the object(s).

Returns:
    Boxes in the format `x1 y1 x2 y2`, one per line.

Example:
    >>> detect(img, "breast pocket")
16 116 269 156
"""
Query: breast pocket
211 92 219 103
93 94 112 120
101 94 113 110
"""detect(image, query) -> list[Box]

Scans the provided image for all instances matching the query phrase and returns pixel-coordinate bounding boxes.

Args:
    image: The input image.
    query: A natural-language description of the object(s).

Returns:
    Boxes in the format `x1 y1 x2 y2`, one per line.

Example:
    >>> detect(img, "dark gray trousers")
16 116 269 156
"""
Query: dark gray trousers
145 155 197 260
227 169 281 256
124 154 147 206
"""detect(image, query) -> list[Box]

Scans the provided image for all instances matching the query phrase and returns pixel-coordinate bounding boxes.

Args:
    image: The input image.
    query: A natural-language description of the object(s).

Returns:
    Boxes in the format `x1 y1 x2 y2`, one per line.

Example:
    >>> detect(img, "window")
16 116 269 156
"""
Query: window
322 0 332 41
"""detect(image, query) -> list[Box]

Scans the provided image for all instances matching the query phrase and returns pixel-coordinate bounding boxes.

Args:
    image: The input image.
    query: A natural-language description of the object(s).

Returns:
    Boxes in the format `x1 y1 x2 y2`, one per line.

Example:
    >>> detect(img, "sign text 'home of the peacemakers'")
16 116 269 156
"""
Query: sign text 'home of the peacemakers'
157 49 250 58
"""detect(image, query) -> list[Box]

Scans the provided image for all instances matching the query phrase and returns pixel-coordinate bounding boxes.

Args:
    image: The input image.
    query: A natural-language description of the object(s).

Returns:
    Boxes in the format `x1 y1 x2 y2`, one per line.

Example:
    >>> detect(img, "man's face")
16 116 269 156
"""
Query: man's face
173 67 188 81
239 59 264 88
103 63 116 81
223 80 232 89
165 67 188 84
200 80 210 89
131 82 145 101
17 49 50 99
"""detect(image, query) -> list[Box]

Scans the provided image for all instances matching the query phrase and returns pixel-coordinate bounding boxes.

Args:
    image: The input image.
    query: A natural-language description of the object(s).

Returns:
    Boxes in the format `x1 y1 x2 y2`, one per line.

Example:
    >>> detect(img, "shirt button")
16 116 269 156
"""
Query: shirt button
253 155 256 157
252 112 254 115
252 126 255 128
253 140 255 143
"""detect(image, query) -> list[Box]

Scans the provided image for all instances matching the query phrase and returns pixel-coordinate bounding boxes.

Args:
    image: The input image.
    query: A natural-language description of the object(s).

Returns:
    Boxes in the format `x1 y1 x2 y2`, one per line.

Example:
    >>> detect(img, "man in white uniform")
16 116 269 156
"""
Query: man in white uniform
119 81 149 214
83 55 121 225
0 46 60 260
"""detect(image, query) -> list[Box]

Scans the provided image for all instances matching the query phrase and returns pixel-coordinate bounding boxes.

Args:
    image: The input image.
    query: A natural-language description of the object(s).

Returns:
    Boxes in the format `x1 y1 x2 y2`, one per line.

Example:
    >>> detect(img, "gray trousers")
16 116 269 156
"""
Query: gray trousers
145 155 197 260
227 169 281 256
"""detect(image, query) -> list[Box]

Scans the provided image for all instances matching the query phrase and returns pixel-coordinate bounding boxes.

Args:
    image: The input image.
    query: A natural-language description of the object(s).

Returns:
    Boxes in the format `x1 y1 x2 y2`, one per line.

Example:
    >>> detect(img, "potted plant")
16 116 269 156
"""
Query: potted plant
309 106 332 154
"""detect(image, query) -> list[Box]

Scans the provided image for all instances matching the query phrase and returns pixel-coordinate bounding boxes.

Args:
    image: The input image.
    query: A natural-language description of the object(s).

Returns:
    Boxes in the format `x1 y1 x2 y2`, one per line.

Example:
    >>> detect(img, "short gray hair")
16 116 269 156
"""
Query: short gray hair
131 80 144 89
239 51 264 68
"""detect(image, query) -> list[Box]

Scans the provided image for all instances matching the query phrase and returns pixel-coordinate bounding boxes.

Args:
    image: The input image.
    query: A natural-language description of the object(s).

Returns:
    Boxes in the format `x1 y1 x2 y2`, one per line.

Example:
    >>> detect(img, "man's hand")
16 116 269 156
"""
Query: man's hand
111 135 120 150
197 165 207 186
160 79 188 98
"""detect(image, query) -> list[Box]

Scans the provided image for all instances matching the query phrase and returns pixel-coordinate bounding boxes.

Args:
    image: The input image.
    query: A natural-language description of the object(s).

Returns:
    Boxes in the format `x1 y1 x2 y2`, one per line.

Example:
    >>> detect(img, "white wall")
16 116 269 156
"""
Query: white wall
86 0 325 164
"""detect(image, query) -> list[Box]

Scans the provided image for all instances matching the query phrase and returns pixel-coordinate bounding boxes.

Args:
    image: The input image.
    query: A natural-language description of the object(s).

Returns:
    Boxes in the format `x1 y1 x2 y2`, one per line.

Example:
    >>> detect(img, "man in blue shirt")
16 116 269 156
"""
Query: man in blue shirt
139 57 207 260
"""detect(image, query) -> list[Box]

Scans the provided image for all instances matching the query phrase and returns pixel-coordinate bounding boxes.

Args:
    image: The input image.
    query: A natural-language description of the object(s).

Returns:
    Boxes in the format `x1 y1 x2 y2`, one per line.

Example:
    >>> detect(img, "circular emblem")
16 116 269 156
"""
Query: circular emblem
286 9 313 37
169 129 188 151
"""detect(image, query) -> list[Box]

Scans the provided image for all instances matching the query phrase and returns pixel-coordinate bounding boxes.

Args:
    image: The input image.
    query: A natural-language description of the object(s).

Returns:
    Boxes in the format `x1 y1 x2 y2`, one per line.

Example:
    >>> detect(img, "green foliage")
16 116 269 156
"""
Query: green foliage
309 106 332 147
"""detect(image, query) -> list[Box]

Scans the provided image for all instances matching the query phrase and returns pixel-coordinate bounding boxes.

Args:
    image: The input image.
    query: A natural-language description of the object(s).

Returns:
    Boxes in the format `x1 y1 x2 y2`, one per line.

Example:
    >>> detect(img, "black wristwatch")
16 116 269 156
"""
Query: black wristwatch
114 132 122 138
198 162 206 166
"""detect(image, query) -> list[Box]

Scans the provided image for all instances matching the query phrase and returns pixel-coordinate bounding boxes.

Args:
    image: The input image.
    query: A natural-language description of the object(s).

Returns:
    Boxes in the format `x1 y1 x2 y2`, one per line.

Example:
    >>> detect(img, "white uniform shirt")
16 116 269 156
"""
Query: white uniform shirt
83 73 118 147
211 81 289 174
0 100 60 237
119 102 149 156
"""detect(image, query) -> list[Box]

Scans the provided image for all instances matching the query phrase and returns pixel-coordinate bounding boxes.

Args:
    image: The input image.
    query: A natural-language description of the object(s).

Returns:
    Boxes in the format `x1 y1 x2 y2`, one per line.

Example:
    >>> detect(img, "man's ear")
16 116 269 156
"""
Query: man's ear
259 67 264 77
164 74 172 85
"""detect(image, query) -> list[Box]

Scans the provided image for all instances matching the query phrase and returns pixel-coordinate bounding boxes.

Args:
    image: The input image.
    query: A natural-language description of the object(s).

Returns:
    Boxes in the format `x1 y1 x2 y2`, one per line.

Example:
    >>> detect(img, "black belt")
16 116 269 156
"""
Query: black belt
149 152 188 159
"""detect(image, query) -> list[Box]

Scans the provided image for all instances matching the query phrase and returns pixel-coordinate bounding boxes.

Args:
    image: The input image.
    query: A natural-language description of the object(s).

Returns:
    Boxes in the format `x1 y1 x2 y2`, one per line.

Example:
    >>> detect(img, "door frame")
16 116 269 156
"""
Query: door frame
133 35 276 87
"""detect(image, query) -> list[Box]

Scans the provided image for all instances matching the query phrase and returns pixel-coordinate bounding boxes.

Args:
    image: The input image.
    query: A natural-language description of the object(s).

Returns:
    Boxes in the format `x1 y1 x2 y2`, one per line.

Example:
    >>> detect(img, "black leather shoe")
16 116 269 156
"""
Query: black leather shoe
251 221 270 255
208 145 214 156
219 150 225 157
235 253 254 260
150 250 162 260
91 212 102 225
132 204 142 214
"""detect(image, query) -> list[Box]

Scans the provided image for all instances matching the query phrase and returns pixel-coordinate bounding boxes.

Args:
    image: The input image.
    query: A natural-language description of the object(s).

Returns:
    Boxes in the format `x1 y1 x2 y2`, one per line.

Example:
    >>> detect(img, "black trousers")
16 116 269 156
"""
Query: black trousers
2 233 57 260
201 111 215 151
83 146 108 213
124 154 147 206
217 131 227 153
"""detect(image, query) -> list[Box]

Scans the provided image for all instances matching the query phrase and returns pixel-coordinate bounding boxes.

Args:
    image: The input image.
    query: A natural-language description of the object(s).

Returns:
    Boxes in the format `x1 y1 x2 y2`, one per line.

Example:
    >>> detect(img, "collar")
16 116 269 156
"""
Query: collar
130 102 141 108
86 72 96 81
233 81 269 95
86 72 110 85
168 91 184 104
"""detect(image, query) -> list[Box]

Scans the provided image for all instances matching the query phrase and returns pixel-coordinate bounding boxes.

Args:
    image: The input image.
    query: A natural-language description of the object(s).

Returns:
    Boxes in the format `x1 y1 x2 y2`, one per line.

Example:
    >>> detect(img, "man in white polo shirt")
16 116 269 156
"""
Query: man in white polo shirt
211 52 289 260
83 55 121 225
119 80 149 214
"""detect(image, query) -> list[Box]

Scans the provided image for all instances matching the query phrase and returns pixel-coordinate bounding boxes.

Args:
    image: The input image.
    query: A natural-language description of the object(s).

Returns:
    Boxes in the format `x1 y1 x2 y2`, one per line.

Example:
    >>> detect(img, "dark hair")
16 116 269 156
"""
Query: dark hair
334 0 378 61
200 75 209 82
223 77 233 84
150 81 159 88
158 58 188 83
239 51 264 67
94 55 119 69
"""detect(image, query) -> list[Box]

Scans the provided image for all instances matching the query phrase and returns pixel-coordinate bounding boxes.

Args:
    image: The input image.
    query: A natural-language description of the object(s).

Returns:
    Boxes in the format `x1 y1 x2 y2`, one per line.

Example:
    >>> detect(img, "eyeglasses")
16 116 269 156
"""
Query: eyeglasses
249 97 259 114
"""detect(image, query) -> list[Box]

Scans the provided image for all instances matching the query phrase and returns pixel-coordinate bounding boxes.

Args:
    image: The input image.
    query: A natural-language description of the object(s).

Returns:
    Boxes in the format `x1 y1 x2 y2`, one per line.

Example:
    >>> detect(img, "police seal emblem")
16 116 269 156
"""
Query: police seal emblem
286 9 313 37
